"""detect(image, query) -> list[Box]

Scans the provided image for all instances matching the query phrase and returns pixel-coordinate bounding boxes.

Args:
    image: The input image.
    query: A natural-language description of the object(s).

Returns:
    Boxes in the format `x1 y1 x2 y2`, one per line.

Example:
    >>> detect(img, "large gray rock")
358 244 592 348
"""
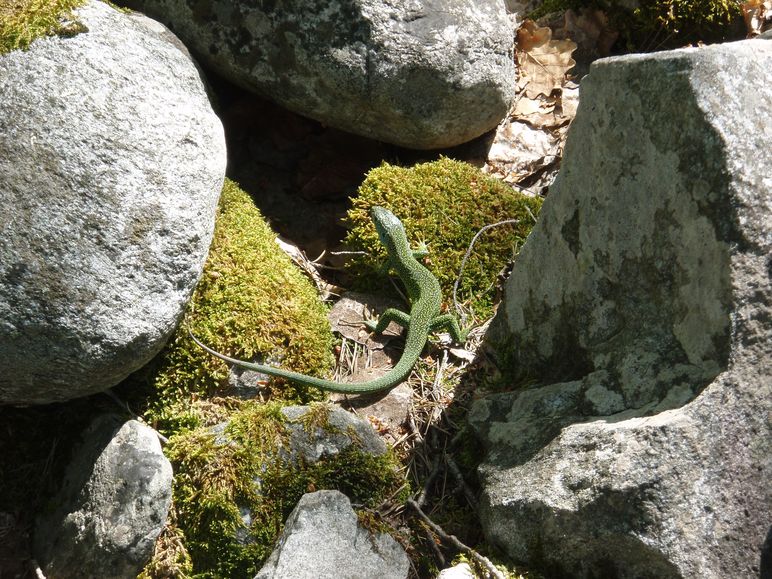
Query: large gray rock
255 490 409 579
120 0 516 149
471 38 772 578
0 0 226 405
33 415 173 579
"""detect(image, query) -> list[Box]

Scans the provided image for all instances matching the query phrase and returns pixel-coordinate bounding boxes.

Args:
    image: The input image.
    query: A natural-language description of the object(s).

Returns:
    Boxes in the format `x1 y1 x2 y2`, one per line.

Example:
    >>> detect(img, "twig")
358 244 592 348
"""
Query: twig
327 250 368 256
445 454 478 510
452 219 520 324
416 457 442 508
425 525 447 568
32 561 46 579
407 499 505 579
406 409 423 444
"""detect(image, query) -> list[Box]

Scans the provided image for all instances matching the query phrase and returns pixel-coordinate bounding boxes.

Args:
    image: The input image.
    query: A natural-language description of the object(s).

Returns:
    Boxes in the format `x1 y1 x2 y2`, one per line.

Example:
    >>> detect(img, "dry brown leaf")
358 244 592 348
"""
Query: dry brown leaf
512 93 557 127
516 19 577 98
742 0 772 35
559 82 580 120
510 79 579 131
484 119 562 186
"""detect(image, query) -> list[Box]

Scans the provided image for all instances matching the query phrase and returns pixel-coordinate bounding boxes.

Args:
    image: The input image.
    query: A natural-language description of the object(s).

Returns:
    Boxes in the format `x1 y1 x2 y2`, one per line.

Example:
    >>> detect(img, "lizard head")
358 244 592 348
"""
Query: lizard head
370 206 406 248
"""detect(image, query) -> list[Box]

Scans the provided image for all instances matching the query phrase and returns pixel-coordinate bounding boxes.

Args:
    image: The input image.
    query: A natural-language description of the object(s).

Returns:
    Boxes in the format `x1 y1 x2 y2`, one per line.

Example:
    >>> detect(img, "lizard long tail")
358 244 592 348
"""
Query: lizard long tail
188 328 422 394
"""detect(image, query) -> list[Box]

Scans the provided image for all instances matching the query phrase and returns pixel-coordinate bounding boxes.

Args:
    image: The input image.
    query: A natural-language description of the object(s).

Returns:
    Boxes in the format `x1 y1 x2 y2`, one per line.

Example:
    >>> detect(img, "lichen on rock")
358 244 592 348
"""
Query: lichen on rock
472 36 772 578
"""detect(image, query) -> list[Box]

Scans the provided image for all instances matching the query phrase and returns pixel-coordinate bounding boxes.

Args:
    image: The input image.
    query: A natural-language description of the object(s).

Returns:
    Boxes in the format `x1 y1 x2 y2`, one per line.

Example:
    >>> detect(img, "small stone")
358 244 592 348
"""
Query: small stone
437 562 475 579
33 415 173 579
281 404 387 463
255 490 409 579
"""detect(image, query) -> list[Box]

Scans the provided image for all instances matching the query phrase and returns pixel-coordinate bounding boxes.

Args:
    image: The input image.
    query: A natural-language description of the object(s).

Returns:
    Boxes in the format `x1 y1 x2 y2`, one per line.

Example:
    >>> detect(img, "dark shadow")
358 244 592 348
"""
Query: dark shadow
761 525 772 579
0 395 120 576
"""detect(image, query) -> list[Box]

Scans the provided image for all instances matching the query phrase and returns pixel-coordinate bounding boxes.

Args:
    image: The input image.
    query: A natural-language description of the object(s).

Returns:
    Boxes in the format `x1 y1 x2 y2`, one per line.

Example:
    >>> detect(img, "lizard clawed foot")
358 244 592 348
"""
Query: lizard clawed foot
363 319 379 333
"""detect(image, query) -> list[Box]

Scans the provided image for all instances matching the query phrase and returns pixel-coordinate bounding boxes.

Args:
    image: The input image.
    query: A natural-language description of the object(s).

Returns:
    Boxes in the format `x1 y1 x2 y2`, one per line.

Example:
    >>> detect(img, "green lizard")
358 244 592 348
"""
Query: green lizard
189 206 466 394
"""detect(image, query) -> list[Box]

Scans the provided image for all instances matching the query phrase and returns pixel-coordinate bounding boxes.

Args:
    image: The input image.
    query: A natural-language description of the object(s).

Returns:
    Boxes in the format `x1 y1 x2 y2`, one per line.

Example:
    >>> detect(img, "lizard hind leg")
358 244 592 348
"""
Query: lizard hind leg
429 313 468 343
364 308 411 334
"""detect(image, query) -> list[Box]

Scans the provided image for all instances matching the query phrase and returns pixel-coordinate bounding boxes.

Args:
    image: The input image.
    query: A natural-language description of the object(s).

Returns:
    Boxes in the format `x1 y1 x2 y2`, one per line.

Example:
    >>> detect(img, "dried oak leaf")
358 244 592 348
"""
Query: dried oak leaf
511 93 556 127
517 19 577 99
742 0 772 36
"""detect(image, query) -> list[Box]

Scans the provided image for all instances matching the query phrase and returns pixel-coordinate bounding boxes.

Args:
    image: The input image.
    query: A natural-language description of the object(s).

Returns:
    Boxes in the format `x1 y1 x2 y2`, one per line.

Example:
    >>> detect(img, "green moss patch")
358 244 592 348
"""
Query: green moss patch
144 179 333 434
633 0 741 43
163 401 404 577
530 0 742 49
0 0 87 55
346 157 542 321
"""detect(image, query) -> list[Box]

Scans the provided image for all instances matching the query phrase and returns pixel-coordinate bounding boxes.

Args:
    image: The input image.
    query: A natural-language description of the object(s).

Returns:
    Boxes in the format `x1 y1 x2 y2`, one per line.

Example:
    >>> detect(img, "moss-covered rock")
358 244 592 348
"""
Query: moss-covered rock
346 157 543 321
145 179 333 433
161 401 405 578
0 0 87 55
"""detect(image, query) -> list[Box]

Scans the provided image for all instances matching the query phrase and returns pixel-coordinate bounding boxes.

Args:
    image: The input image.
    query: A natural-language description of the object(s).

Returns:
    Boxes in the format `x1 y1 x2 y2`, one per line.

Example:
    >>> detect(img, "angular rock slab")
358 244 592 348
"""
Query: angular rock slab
472 38 772 578
33 415 173 579
121 0 515 149
255 490 409 579
0 0 226 404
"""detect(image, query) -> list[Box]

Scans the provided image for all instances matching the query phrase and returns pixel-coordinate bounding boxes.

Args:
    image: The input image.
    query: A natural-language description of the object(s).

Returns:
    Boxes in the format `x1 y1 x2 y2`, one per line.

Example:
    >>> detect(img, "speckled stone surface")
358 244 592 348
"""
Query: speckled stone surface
121 0 515 149
472 37 772 578
0 0 226 404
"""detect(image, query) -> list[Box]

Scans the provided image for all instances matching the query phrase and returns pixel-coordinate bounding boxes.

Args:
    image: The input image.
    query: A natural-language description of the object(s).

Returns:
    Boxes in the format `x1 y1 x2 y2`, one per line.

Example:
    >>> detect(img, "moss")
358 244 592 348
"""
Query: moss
295 400 336 435
529 0 742 49
161 401 404 578
451 552 536 579
356 508 397 537
346 157 542 321
632 0 741 43
144 179 333 434
0 0 87 55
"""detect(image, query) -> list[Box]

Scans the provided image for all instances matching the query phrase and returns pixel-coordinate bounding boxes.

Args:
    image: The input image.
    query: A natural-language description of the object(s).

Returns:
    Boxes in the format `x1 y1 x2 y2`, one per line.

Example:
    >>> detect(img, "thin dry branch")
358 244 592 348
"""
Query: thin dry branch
407 499 505 579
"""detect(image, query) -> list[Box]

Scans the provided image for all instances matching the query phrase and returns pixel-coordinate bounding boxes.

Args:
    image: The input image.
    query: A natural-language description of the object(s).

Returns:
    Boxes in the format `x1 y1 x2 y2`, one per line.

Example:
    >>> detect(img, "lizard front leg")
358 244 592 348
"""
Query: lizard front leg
429 314 467 343
364 308 411 334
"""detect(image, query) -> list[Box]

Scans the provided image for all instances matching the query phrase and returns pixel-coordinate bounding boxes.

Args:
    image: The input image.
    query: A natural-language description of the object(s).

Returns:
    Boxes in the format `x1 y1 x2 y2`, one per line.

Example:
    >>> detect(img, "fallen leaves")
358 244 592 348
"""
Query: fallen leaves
516 19 577 99
484 20 579 193
742 0 772 36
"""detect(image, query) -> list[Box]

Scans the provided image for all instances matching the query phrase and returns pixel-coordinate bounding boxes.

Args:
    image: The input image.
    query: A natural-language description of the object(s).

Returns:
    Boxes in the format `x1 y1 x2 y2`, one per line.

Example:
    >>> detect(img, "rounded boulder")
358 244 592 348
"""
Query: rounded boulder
0 0 227 405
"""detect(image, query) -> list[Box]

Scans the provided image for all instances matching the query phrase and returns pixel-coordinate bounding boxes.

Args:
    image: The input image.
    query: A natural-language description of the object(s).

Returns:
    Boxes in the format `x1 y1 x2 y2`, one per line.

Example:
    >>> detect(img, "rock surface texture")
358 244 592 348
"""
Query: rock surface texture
0 0 226 404
471 38 772 578
255 490 409 579
281 405 387 462
33 415 173 579
121 0 515 149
